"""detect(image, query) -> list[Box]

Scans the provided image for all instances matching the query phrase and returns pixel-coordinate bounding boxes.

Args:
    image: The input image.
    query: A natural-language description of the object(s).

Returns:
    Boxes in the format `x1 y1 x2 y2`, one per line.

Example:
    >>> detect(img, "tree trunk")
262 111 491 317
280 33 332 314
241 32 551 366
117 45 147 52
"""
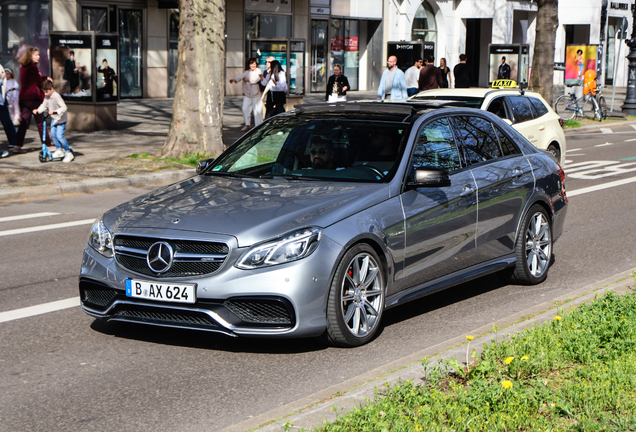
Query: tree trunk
529 0 559 106
162 0 225 158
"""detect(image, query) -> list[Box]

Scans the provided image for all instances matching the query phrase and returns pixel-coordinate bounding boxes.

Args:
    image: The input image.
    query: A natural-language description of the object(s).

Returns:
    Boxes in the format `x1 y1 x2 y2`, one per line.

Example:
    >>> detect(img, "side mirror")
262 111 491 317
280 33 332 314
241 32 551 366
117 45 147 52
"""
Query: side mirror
196 158 215 175
406 167 451 188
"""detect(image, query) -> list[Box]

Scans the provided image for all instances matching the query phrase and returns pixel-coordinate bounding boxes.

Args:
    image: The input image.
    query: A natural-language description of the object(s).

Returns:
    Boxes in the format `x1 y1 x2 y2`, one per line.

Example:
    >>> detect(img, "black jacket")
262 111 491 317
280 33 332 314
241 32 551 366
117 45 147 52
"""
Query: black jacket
325 74 350 101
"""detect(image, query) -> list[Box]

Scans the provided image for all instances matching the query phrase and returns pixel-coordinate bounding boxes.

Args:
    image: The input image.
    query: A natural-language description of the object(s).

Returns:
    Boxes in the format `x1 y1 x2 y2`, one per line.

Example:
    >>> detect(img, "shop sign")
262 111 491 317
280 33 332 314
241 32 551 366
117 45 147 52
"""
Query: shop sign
311 6 330 14
330 36 343 51
610 2 628 10
344 37 358 51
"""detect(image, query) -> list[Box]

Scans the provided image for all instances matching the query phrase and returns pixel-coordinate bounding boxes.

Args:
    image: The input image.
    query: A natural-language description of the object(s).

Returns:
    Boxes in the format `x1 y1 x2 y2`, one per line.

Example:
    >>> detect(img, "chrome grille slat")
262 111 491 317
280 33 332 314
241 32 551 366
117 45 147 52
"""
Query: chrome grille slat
114 235 229 278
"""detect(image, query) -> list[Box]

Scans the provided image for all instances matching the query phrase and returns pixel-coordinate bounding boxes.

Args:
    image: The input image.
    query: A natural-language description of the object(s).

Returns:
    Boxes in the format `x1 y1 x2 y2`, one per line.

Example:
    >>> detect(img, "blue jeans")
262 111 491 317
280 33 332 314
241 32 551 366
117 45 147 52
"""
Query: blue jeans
51 122 70 152
0 103 16 146
407 87 418 97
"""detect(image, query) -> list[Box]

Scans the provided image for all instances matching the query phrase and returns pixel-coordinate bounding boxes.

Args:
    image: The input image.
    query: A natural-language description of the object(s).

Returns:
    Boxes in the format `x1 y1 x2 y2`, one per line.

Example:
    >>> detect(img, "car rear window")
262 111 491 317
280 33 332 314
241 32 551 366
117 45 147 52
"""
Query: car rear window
508 96 534 123
528 97 549 118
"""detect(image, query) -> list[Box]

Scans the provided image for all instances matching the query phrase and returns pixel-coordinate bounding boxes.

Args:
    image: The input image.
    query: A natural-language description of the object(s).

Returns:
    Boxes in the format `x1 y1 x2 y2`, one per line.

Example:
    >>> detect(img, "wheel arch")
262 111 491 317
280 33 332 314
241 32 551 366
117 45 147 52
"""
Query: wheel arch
513 196 554 246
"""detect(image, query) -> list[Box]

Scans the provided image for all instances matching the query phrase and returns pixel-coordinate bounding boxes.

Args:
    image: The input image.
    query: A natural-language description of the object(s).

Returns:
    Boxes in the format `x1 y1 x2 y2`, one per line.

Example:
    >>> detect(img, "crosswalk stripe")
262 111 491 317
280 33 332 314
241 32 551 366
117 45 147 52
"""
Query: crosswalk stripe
0 219 95 237
600 128 613 134
0 297 80 323
0 212 60 223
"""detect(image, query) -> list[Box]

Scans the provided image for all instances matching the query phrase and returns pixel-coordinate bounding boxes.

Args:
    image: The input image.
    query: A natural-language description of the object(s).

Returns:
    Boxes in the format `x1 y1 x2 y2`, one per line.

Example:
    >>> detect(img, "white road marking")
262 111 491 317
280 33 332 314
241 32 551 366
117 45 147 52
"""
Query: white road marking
594 142 613 147
631 125 636 131
0 219 94 237
625 138 636 142
568 176 636 197
600 128 613 134
566 154 586 157
0 297 80 323
566 148 581 152
0 212 60 223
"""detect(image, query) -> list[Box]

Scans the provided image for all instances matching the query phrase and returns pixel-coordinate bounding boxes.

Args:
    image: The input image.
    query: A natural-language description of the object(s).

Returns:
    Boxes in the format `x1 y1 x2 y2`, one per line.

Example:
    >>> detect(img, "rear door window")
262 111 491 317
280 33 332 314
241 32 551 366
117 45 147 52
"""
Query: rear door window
507 96 534 123
528 97 549 118
451 116 502 166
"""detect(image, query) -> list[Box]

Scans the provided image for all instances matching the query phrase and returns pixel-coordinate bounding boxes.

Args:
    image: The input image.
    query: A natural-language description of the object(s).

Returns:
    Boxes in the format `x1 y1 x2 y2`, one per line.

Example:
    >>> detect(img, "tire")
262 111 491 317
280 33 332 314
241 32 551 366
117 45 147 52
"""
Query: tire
598 96 607 120
547 143 561 163
554 95 576 121
322 244 385 347
506 204 553 285
582 97 597 119
38 151 47 163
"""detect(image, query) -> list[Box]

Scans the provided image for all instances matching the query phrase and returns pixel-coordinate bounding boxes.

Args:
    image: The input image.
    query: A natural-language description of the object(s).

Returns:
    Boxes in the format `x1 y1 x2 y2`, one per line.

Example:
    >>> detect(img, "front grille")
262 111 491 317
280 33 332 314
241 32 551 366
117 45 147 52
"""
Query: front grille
113 235 229 278
113 305 221 329
224 299 293 325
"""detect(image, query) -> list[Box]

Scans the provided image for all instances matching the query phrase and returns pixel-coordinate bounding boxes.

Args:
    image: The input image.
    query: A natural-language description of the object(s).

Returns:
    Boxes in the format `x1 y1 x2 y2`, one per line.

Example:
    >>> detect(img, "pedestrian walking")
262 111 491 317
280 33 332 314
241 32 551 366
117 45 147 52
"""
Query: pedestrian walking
33 80 73 162
261 60 287 119
453 53 473 89
325 64 350 102
405 58 422 97
13 47 51 154
230 57 263 131
259 56 275 118
0 63 17 150
4 68 20 125
377 55 408 101
497 56 511 79
418 56 443 92
439 58 451 88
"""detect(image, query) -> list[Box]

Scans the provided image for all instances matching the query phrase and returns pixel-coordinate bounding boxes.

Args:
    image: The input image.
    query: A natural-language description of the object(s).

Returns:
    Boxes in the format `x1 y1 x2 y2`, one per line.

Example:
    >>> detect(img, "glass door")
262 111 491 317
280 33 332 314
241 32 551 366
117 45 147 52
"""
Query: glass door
311 20 328 93
119 9 142 98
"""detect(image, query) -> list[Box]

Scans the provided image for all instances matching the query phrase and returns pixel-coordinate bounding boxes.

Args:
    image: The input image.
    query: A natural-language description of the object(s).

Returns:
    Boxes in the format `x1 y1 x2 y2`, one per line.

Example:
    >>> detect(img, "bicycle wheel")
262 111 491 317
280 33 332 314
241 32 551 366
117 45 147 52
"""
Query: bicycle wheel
582 97 597 119
598 96 607 120
555 95 576 121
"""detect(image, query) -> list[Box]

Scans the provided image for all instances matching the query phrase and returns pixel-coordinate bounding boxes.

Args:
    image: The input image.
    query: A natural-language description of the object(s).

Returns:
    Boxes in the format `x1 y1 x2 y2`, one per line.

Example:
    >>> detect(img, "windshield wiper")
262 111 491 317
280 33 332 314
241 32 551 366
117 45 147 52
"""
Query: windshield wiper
259 174 320 181
204 171 256 178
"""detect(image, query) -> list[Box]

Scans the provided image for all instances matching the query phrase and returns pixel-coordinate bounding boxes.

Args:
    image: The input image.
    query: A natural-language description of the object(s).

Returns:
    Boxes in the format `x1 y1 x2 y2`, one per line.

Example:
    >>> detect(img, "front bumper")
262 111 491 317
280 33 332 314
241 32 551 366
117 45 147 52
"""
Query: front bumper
79 231 344 338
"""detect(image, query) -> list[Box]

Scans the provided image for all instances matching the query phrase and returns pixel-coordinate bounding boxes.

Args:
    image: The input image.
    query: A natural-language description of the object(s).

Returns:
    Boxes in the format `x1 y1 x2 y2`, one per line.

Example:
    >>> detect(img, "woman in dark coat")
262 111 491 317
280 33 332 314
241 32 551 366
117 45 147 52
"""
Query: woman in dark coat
325 64 350 102
13 47 51 153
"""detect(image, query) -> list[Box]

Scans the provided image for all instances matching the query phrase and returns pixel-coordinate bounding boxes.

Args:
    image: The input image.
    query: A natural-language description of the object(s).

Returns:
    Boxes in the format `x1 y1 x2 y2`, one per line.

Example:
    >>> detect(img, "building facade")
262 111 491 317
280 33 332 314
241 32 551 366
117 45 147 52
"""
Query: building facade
5 0 631 101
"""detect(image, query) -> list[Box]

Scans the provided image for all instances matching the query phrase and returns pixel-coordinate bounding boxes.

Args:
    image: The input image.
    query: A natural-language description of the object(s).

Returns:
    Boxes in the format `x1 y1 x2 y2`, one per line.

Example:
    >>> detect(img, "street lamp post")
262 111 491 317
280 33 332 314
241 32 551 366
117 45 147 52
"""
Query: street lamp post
622 3 636 115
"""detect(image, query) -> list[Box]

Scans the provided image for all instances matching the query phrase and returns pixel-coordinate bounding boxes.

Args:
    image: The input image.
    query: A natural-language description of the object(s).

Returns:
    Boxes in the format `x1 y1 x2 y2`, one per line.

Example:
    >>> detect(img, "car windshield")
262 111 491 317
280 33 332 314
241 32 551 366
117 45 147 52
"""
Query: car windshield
410 95 484 108
208 117 410 182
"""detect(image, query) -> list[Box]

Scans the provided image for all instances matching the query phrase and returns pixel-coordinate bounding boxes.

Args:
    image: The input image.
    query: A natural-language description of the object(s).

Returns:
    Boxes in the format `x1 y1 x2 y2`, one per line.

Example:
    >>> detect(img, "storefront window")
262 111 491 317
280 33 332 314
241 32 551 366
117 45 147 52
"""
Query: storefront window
245 13 291 57
82 7 107 32
0 1 50 82
411 1 437 44
169 9 178 97
119 9 142 98
311 19 328 93
330 19 359 91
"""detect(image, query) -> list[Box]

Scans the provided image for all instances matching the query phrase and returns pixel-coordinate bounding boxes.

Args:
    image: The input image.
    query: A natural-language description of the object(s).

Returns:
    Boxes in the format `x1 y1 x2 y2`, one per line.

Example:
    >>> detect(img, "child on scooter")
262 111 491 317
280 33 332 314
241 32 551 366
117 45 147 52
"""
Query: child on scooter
33 81 73 162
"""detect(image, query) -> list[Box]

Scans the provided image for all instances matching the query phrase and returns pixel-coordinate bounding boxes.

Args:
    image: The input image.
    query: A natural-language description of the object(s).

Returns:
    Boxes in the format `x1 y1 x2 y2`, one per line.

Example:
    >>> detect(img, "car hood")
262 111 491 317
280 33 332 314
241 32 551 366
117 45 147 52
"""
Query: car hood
106 175 390 247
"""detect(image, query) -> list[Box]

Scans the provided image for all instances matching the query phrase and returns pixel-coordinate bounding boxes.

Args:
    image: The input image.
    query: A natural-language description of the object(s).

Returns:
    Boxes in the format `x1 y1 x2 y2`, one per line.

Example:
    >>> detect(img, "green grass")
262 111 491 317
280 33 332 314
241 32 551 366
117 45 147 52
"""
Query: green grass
307 280 636 432
563 119 582 129
127 151 212 167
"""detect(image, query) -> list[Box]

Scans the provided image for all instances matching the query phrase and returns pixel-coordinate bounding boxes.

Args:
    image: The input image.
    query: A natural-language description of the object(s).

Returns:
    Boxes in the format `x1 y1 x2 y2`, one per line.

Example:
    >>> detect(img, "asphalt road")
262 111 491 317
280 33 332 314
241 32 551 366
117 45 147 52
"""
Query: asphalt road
1 126 636 432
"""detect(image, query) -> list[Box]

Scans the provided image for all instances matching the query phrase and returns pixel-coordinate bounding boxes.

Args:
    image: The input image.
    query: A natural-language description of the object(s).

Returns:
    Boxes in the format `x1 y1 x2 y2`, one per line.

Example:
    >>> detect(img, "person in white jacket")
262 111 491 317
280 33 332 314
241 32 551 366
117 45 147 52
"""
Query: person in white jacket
229 58 263 131
4 68 19 125
260 60 287 119
33 80 73 162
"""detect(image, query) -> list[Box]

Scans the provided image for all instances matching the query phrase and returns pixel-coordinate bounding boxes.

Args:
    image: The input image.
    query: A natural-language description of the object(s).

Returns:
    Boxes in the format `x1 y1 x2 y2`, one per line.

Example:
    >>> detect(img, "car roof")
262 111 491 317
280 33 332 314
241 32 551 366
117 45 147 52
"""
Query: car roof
410 87 542 99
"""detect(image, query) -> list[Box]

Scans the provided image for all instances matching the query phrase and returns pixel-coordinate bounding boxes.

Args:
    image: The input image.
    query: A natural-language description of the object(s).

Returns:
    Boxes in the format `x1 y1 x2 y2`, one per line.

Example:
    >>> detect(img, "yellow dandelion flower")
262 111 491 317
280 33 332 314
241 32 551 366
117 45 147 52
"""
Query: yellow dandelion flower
555 315 562 321
521 355 529 361
501 380 513 389
415 425 423 431
466 335 475 341
505 356 514 365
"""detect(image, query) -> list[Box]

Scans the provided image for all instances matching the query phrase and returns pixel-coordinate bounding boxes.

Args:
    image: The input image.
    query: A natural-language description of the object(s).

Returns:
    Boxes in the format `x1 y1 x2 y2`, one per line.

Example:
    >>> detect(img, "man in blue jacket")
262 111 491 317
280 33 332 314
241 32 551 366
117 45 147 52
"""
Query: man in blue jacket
377 56 408 101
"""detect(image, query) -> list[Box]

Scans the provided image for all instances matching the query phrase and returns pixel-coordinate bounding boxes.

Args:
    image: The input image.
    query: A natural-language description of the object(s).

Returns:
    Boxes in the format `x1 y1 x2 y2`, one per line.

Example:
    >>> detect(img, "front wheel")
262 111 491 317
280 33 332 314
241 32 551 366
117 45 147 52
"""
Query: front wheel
554 95 576 121
598 96 607 120
547 144 561 163
322 244 385 347
505 205 553 285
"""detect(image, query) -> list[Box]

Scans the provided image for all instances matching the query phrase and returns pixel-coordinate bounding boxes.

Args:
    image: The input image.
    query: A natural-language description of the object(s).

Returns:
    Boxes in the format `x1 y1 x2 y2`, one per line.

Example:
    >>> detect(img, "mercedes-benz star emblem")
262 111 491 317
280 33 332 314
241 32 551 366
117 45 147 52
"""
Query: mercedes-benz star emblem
147 242 174 273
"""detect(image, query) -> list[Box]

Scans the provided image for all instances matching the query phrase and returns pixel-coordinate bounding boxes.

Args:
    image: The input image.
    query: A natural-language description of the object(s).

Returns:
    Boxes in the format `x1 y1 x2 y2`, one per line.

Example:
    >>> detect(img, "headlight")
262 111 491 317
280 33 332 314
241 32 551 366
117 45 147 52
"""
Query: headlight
88 216 114 258
236 227 322 269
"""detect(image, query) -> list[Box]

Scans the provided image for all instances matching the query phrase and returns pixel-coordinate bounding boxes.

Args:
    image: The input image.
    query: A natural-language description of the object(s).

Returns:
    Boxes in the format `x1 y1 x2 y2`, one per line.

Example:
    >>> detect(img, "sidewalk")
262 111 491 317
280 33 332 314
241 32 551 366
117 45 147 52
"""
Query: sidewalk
0 87 632 202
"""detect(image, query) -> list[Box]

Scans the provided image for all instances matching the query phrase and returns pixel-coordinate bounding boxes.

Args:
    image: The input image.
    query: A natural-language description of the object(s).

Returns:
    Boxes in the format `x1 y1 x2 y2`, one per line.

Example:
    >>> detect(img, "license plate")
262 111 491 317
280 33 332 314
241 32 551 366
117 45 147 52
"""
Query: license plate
125 279 196 304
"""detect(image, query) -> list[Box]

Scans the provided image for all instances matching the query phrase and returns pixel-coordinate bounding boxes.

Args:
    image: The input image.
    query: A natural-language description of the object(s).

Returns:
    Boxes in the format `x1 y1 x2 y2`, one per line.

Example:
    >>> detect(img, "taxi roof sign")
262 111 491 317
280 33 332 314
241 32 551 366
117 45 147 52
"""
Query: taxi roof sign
491 79 517 88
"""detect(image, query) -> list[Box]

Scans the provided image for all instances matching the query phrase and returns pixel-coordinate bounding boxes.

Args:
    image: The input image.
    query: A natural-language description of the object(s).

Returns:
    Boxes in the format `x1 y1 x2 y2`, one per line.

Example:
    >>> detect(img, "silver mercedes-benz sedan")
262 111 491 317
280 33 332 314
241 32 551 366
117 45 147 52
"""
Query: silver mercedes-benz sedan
79 102 568 347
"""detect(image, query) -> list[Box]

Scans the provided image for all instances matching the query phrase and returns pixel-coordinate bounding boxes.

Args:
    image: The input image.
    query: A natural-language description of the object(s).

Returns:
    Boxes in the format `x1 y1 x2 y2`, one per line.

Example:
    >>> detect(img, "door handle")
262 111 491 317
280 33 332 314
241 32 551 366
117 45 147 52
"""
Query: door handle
511 167 524 178
460 184 475 197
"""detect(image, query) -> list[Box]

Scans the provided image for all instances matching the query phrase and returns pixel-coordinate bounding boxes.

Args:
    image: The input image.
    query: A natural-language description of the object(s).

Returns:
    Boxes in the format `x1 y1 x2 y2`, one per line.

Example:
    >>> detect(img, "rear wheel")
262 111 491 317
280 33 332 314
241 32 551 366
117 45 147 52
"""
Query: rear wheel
554 95 576 121
322 244 385 347
506 205 553 285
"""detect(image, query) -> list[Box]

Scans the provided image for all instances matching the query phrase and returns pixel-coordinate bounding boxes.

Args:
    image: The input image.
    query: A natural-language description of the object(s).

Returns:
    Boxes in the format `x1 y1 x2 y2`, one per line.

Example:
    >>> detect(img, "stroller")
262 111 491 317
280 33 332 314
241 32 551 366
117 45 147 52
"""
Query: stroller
38 113 72 163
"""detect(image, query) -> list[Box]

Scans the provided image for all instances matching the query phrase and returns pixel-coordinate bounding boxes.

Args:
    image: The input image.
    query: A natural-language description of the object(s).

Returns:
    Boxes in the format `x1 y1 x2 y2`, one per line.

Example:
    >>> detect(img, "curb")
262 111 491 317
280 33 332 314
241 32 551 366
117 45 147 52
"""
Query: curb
225 269 636 432
564 119 636 133
0 169 194 203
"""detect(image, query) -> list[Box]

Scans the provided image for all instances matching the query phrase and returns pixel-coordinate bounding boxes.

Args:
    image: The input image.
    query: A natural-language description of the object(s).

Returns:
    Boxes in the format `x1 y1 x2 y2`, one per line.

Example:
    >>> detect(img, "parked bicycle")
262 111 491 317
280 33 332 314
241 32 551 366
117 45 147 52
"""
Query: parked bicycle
555 80 607 121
